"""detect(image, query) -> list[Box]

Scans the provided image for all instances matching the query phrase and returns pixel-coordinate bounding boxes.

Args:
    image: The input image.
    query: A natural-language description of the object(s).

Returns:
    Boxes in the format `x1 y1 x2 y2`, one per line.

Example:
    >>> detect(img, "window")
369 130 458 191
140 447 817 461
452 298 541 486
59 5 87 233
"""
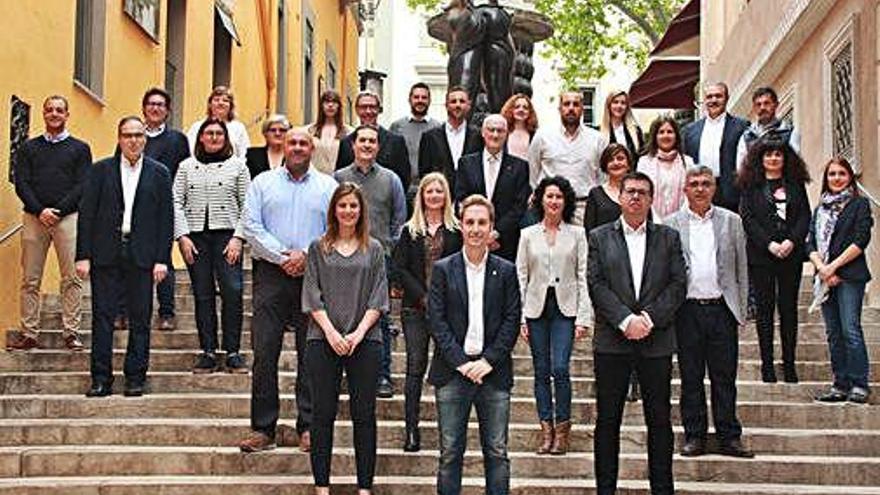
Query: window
303 18 315 123
165 0 186 128
74 0 106 96
831 41 854 160
276 0 288 114
326 43 339 91
213 7 233 87
580 86 597 126
328 62 337 91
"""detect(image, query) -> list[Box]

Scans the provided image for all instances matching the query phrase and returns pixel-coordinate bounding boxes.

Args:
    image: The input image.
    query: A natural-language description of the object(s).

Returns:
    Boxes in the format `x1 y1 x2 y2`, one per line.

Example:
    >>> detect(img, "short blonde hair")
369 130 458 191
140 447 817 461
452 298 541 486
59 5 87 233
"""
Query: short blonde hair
459 194 495 222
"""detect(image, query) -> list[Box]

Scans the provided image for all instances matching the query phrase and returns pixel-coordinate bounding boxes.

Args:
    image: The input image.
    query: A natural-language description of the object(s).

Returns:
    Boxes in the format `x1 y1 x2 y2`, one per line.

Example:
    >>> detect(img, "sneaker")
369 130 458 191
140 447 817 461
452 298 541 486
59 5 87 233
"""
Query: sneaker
6 333 39 351
377 377 394 398
157 316 176 331
225 353 249 374
848 386 870 404
193 352 217 374
815 386 849 403
239 431 276 453
63 334 85 352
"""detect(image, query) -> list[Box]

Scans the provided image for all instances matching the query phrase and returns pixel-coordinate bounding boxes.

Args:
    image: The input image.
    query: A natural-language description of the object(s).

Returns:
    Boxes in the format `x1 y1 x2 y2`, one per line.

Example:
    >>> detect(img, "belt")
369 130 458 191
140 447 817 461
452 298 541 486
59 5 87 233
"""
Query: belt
687 297 724 306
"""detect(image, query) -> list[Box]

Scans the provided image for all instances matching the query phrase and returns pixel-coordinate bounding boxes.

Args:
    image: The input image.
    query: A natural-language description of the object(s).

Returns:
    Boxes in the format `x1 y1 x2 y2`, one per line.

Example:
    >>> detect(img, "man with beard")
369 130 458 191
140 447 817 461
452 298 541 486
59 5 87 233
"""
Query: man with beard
735 86 801 168
418 86 483 195
390 82 440 194
528 91 607 224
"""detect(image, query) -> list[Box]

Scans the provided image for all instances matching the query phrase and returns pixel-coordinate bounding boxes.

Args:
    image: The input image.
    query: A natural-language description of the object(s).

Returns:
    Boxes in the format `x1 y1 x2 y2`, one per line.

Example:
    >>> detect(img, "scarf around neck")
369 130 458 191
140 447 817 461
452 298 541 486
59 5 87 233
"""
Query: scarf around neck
815 187 854 261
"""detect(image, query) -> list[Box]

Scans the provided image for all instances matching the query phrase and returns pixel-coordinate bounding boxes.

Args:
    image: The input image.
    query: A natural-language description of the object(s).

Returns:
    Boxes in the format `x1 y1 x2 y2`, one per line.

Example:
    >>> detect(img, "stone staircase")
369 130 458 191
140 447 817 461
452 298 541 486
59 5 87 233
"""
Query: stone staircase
1 268 879 494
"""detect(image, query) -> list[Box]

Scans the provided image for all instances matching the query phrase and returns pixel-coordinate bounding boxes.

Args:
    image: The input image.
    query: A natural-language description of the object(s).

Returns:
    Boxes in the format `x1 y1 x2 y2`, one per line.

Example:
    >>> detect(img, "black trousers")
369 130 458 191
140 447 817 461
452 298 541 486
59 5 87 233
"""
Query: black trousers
250 260 311 436
401 307 431 430
676 300 743 443
594 353 673 495
750 260 801 369
90 245 153 386
308 339 382 489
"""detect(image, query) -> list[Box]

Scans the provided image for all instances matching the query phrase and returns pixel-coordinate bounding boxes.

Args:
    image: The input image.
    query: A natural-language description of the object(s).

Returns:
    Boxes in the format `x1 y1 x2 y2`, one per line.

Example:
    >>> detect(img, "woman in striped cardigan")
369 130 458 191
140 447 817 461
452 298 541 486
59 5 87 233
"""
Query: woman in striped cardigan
173 118 251 373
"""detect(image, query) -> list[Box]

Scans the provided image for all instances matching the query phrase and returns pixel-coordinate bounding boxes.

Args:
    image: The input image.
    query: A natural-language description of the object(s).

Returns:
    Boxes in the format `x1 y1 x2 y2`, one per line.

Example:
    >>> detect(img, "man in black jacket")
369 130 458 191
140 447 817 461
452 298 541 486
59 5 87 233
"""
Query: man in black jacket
417 86 483 194
587 172 687 495
455 114 530 262
428 194 520 495
76 116 173 398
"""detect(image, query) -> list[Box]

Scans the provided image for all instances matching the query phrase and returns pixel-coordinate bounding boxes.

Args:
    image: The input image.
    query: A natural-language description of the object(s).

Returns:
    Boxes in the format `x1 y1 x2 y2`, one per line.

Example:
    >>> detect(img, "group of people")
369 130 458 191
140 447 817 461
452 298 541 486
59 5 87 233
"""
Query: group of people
9 77 873 495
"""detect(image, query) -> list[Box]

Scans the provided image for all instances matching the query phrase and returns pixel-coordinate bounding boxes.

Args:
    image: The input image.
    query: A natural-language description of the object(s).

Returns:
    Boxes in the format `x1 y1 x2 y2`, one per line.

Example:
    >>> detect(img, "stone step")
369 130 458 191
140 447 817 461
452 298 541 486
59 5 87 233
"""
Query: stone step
1 394 876 429
2 476 879 495
0 446 877 485
14 328 877 360
0 371 873 405
0 349 874 382
0 418 876 457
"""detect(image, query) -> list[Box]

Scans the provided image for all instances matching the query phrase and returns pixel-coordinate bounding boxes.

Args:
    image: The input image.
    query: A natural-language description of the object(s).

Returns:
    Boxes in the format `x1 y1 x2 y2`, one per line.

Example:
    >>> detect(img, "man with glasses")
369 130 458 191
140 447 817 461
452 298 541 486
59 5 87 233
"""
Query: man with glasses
587 171 686 495
665 167 753 458
76 116 174 397
9 95 92 351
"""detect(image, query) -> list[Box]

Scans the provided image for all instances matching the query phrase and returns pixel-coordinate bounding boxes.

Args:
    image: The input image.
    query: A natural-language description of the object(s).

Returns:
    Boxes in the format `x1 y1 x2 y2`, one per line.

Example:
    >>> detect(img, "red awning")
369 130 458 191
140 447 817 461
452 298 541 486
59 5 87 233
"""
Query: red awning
629 59 699 109
651 0 700 56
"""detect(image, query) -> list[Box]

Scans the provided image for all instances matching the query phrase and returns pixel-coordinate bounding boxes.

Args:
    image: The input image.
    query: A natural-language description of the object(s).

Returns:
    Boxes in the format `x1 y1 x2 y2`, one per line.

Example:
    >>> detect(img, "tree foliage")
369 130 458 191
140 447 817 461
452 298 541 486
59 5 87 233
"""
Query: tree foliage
404 0 686 85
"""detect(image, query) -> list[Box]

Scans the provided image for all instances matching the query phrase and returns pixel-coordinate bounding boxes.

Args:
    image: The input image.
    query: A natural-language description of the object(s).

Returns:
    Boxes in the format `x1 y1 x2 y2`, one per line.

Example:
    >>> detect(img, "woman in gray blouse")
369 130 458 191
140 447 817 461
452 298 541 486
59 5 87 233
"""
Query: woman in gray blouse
173 118 250 373
516 176 592 455
302 182 389 495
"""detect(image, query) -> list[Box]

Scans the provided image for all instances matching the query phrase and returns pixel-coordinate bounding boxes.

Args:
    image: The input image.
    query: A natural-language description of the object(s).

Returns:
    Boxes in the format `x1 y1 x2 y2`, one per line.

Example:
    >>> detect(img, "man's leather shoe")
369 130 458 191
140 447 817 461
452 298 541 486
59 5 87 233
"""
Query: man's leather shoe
124 382 146 397
157 316 176 331
680 438 705 457
377 377 394 398
6 333 39 351
85 382 113 397
63 334 85 351
239 431 276 453
718 439 755 458
298 430 311 452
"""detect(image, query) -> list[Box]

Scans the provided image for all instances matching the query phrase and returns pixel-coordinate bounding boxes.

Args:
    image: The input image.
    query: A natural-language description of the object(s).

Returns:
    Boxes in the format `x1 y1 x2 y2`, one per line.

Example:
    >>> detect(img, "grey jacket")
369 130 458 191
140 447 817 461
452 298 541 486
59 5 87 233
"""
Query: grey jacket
666 206 749 325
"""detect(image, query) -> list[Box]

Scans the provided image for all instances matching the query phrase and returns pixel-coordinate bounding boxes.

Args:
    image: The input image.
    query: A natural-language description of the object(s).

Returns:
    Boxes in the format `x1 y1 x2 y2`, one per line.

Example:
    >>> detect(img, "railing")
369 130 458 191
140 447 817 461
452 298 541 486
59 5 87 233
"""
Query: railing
0 224 22 246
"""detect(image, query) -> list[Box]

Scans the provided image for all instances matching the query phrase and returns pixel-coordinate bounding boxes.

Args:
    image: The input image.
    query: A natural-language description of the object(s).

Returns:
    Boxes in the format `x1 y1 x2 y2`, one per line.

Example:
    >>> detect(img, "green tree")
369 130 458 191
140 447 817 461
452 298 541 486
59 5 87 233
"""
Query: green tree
404 0 686 85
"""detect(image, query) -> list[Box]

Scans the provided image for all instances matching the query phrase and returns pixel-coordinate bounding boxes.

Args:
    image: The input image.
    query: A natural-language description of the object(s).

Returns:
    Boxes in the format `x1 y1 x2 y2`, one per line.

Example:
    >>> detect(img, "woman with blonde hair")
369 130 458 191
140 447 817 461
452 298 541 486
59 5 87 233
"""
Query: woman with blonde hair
302 182 388 495
392 172 462 452
187 86 250 159
600 90 644 161
309 89 352 174
501 93 538 160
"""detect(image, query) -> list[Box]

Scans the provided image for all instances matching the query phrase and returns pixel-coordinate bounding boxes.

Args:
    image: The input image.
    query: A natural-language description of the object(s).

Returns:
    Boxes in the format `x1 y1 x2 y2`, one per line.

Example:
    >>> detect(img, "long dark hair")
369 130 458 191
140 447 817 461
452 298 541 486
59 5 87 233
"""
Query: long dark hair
310 89 346 139
320 182 371 254
532 176 577 223
821 156 860 196
193 118 234 163
645 115 682 157
736 138 810 189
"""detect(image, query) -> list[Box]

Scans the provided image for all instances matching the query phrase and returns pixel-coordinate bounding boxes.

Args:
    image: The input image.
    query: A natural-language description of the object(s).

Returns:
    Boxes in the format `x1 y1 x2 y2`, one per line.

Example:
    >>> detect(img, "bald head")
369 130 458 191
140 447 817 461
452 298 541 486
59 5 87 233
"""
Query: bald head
284 126 316 177
481 114 508 154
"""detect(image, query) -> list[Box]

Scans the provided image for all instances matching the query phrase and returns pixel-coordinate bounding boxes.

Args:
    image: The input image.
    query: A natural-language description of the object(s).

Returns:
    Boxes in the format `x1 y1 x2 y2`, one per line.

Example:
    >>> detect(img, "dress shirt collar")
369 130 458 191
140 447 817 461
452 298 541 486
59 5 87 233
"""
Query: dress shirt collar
482 148 502 163
561 123 581 140
354 161 377 176
283 165 312 183
706 112 726 125
463 248 488 271
43 129 70 143
145 123 166 138
622 219 647 235
687 205 715 221
446 120 466 134
121 154 144 170
409 114 429 123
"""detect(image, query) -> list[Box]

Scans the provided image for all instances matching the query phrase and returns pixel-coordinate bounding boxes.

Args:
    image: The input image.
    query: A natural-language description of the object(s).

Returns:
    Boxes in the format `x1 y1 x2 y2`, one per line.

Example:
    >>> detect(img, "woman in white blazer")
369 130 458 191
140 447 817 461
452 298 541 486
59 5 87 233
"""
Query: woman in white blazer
516 176 592 456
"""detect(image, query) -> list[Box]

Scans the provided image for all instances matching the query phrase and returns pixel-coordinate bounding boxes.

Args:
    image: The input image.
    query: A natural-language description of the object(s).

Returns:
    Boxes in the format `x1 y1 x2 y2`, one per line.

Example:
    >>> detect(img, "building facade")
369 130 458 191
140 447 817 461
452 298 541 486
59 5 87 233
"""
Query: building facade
0 0 361 334
701 0 880 300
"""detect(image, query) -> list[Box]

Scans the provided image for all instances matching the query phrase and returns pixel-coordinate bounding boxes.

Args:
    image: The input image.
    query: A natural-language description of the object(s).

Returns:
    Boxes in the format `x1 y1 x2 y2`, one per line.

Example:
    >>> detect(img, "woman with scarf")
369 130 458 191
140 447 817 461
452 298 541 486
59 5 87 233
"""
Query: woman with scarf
738 138 811 383
637 115 693 220
807 157 873 403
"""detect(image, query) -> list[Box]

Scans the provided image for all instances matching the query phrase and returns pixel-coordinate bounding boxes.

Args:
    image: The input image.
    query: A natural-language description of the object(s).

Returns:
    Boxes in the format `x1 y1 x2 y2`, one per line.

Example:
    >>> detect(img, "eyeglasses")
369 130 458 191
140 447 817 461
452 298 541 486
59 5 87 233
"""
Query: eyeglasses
622 188 650 197
686 180 714 189
145 101 167 108
202 130 225 137
267 127 289 134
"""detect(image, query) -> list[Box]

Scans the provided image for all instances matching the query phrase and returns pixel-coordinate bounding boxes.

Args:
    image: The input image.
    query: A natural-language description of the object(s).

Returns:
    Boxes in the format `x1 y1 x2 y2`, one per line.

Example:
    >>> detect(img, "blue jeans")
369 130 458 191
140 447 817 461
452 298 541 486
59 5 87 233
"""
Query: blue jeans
185 230 243 354
436 375 511 495
526 290 574 422
821 280 870 390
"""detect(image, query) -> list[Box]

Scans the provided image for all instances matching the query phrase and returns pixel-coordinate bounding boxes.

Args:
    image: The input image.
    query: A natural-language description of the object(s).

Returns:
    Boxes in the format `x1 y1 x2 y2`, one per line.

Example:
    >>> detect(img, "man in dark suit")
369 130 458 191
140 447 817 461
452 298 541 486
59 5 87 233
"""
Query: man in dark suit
334 90 411 192
587 172 687 495
682 82 749 212
417 85 483 193
455 114 530 261
75 116 173 398
428 194 521 495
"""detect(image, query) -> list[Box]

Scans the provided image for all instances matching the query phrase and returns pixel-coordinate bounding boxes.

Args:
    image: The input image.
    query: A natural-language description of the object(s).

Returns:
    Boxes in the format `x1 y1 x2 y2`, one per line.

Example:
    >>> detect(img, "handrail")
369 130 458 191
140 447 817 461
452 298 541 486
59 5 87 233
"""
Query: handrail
857 182 880 210
0 224 22 245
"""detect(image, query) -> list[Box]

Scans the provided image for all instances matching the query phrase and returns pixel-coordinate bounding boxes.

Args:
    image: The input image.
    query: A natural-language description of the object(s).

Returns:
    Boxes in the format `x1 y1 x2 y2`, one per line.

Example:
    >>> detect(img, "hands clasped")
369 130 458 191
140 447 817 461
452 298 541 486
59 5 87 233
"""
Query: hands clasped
457 358 493 384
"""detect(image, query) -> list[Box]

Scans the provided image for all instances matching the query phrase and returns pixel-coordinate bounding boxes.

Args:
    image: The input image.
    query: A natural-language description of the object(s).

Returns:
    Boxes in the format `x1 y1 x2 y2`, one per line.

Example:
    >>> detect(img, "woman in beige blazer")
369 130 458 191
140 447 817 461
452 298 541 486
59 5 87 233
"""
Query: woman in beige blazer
516 176 592 456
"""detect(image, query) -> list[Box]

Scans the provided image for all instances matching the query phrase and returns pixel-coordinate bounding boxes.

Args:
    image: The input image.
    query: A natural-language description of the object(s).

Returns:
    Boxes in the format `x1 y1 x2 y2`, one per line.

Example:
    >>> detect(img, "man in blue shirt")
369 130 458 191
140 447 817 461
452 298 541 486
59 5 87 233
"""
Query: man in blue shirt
239 127 338 453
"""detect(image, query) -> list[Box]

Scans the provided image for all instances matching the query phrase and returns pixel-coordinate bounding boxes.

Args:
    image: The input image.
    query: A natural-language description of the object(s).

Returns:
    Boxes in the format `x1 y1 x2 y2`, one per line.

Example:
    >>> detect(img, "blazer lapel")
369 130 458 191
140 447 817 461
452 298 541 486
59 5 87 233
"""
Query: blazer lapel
451 253 469 316
111 159 124 211
482 256 499 330
639 223 659 303
473 156 488 196
678 216 692 266
612 221 637 304
131 159 151 217
439 131 454 173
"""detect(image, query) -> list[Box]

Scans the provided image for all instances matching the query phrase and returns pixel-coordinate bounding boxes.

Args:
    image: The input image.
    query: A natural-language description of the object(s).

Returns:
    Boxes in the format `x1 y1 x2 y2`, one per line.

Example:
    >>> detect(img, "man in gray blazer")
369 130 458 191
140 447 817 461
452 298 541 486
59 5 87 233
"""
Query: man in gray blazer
665 166 754 458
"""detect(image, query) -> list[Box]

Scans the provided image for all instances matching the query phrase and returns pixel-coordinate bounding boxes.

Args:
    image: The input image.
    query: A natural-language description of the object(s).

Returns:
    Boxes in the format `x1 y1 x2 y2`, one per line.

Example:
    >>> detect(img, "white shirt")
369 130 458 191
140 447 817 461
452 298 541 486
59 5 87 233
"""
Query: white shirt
44 130 70 144
464 249 488 356
686 207 723 299
618 219 653 333
483 149 502 200
613 123 627 147
446 121 467 170
528 123 607 197
120 154 144 234
698 112 726 176
145 123 166 138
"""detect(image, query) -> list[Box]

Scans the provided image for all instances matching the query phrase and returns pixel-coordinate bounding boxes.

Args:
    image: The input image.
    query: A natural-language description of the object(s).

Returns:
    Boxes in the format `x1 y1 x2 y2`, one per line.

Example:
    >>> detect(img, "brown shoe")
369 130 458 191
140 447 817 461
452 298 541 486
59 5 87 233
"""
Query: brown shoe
536 421 554 454
550 420 571 455
298 430 311 452
6 333 39 351
63 334 85 351
239 431 276 453
157 316 176 331
113 316 128 330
